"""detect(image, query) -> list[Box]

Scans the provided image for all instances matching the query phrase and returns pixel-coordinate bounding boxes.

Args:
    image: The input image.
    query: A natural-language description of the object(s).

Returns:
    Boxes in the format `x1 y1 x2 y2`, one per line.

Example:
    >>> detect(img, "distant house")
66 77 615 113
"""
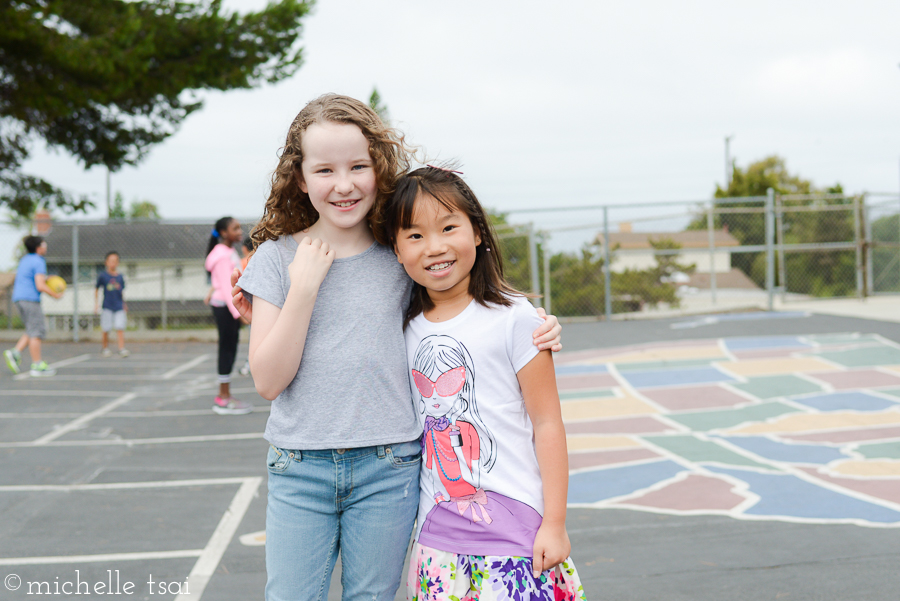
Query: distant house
595 224 741 274
40 220 252 329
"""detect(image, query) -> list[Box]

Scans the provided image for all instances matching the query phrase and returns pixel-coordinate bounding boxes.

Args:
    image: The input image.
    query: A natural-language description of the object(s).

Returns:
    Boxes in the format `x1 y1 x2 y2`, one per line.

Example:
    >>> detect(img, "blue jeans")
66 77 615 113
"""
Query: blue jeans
265 440 421 601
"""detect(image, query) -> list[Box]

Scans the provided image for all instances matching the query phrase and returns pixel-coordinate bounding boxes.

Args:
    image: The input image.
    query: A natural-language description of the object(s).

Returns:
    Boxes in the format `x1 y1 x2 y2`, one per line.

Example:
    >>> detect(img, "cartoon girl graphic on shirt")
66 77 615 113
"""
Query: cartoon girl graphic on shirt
412 335 542 547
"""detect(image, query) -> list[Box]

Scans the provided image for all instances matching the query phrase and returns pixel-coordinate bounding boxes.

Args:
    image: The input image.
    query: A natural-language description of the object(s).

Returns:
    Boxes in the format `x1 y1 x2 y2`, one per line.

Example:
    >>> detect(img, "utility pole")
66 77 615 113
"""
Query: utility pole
106 167 111 217
724 135 734 190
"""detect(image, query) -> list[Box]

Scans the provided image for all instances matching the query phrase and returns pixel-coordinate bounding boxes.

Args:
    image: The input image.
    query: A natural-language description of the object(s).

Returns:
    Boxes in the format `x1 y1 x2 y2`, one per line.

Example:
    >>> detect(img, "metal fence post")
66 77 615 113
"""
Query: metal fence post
527 224 540 306
160 267 168 330
707 202 717 306
603 205 612 320
776 195 787 301
863 194 874 296
765 189 775 311
6 285 12 330
853 194 864 298
542 245 552 315
72 223 80 342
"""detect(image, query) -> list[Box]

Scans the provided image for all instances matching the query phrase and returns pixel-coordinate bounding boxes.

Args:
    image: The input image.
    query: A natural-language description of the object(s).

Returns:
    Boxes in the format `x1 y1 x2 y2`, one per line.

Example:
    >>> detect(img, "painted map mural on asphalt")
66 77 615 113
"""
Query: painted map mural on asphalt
559 333 900 527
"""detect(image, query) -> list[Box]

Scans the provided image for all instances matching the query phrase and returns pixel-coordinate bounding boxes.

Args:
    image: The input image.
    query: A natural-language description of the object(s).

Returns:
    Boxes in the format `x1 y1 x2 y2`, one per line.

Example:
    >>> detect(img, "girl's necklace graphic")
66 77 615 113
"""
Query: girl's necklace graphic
431 429 461 481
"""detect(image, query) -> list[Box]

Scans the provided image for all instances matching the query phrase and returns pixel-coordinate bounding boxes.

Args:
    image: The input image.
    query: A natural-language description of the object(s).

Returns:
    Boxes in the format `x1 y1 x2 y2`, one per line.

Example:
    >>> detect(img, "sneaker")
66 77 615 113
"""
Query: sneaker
101 348 113 358
239 360 251 376
118 349 130 358
212 396 253 415
4 349 21 374
30 361 56 377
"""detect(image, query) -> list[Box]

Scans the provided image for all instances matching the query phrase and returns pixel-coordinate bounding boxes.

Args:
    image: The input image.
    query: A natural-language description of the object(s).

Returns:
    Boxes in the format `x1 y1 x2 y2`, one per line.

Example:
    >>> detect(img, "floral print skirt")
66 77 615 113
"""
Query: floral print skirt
407 542 586 601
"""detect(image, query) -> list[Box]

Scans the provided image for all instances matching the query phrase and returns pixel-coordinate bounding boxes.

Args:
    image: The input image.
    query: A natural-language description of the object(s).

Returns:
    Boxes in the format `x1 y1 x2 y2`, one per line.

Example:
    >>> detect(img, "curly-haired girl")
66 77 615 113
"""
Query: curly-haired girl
234 94 563 601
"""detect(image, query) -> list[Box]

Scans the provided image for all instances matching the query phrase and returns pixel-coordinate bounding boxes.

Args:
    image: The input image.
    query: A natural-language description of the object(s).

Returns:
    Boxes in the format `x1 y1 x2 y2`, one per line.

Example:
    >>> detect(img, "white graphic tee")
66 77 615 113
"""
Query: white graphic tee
405 296 547 557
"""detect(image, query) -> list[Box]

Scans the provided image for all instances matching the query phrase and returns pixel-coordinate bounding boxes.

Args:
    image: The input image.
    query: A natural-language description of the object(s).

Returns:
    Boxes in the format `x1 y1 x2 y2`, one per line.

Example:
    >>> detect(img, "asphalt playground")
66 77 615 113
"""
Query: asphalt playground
0 310 898 600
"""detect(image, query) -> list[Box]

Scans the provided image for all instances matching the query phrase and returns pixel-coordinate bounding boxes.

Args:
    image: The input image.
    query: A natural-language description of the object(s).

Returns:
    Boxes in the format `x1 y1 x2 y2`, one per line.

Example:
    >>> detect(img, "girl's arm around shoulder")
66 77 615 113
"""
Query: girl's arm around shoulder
517 350 571 577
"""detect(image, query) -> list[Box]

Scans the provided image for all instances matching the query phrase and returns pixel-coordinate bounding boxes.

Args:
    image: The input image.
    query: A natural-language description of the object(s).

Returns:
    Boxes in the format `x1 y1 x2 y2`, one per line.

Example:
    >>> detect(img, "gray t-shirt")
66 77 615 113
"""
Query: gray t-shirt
238 236 419 449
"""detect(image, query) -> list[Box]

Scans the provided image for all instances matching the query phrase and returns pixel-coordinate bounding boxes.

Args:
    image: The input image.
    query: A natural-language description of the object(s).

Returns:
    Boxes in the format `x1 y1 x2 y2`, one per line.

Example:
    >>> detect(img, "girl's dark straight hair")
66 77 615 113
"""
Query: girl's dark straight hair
379 166 525 328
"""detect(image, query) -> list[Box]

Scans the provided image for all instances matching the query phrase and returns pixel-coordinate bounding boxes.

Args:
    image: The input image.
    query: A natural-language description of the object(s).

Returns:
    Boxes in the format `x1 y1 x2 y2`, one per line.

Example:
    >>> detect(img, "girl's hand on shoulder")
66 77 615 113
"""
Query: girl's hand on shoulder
230 268 252 321
531 521 571 577
533 308 562 352
289 237 335 295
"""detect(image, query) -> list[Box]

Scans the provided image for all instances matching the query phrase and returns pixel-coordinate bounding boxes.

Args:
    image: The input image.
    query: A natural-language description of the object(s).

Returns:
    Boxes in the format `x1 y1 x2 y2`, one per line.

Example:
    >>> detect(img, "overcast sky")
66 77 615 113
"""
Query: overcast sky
3 0 900 268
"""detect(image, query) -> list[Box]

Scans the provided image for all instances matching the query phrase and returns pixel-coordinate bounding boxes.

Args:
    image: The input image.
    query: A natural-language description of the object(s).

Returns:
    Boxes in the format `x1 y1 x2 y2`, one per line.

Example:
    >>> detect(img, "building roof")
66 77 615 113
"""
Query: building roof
596 229 740 249
41 221 253 263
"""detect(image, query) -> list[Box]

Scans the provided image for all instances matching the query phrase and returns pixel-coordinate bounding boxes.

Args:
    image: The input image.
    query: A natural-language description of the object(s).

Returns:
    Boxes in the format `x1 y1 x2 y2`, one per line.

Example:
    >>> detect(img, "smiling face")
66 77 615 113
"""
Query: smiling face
394 193 482 301
297 121 377 236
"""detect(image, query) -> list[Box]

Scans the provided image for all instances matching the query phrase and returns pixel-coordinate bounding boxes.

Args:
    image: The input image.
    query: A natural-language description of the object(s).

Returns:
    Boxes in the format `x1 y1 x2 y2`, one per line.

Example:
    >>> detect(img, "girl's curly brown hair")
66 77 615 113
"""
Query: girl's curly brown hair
251 94 413 247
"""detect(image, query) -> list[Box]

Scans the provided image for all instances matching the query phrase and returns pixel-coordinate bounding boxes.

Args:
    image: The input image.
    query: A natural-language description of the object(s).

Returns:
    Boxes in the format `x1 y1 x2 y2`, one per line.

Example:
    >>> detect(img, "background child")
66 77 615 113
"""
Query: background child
4 235 62 377
94 251 129 357
204 217 252 415
383 166 585 601
234 94 562 601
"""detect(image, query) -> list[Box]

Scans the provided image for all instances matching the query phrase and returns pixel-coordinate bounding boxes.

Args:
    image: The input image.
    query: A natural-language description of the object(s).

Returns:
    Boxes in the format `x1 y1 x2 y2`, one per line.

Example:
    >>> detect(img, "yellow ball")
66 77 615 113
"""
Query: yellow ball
46 275 67 295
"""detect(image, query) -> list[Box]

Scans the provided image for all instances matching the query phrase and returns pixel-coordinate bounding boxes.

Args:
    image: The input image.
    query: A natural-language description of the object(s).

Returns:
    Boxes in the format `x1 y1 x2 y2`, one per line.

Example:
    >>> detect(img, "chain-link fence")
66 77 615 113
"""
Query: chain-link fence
3 193 900 336
868 194 900 294
495 191 900 319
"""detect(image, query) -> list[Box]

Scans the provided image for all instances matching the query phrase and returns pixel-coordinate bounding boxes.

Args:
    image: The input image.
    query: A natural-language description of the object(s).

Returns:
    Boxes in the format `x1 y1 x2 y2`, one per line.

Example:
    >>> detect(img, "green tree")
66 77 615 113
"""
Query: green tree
368 87 390 124
695 156 813 282
1 0 313 218
108 191 126 220
129 199 160 220
689 156 853 295
489 210 539 295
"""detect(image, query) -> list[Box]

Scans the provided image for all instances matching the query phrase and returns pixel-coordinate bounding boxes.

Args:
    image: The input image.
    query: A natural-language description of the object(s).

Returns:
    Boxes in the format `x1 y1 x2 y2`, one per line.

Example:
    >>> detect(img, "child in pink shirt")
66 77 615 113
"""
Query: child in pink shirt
204 217 252 415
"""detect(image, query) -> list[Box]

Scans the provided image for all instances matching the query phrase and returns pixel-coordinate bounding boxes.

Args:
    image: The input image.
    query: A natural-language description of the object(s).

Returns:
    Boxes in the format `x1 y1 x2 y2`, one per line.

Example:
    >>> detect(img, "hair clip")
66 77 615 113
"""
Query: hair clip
211 228 220 238
426 164 463 175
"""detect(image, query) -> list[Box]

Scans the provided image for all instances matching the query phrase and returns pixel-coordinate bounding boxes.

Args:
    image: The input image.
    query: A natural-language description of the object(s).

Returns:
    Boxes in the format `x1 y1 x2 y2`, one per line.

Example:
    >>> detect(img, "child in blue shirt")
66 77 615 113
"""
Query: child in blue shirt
94 251 129 357
4 235 62 376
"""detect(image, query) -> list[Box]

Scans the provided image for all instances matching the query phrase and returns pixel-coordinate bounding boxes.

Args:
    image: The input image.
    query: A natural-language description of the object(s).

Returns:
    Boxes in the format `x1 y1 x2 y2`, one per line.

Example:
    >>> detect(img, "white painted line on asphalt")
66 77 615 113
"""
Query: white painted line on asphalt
12 353 91 380
162 354 210 380
0 549 203 566
0 476 251 492
0 413 84 419
0 390 124 397
32 393 137 445
175 477 262 601
0 431 265 448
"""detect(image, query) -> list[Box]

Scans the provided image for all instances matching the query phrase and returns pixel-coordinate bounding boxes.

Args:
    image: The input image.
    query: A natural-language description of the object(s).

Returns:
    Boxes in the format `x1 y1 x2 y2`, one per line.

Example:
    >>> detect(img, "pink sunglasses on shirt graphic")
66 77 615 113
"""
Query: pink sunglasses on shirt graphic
411 367 466 398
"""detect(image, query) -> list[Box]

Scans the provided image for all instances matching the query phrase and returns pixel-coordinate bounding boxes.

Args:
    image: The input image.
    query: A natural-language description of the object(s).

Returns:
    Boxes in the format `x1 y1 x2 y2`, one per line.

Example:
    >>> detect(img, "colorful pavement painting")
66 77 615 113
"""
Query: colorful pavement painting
558 333 900 527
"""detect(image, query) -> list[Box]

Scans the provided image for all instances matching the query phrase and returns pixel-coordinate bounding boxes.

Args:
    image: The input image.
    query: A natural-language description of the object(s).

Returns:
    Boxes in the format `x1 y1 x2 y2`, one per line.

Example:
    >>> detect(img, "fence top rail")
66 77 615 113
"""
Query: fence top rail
499 193 866 215
505 196 769 214
778 193 855 202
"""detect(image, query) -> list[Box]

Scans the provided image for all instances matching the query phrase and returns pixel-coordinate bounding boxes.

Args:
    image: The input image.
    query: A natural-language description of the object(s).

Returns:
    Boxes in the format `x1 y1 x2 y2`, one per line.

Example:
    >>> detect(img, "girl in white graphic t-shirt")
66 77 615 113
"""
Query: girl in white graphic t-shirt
383 165 586 601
